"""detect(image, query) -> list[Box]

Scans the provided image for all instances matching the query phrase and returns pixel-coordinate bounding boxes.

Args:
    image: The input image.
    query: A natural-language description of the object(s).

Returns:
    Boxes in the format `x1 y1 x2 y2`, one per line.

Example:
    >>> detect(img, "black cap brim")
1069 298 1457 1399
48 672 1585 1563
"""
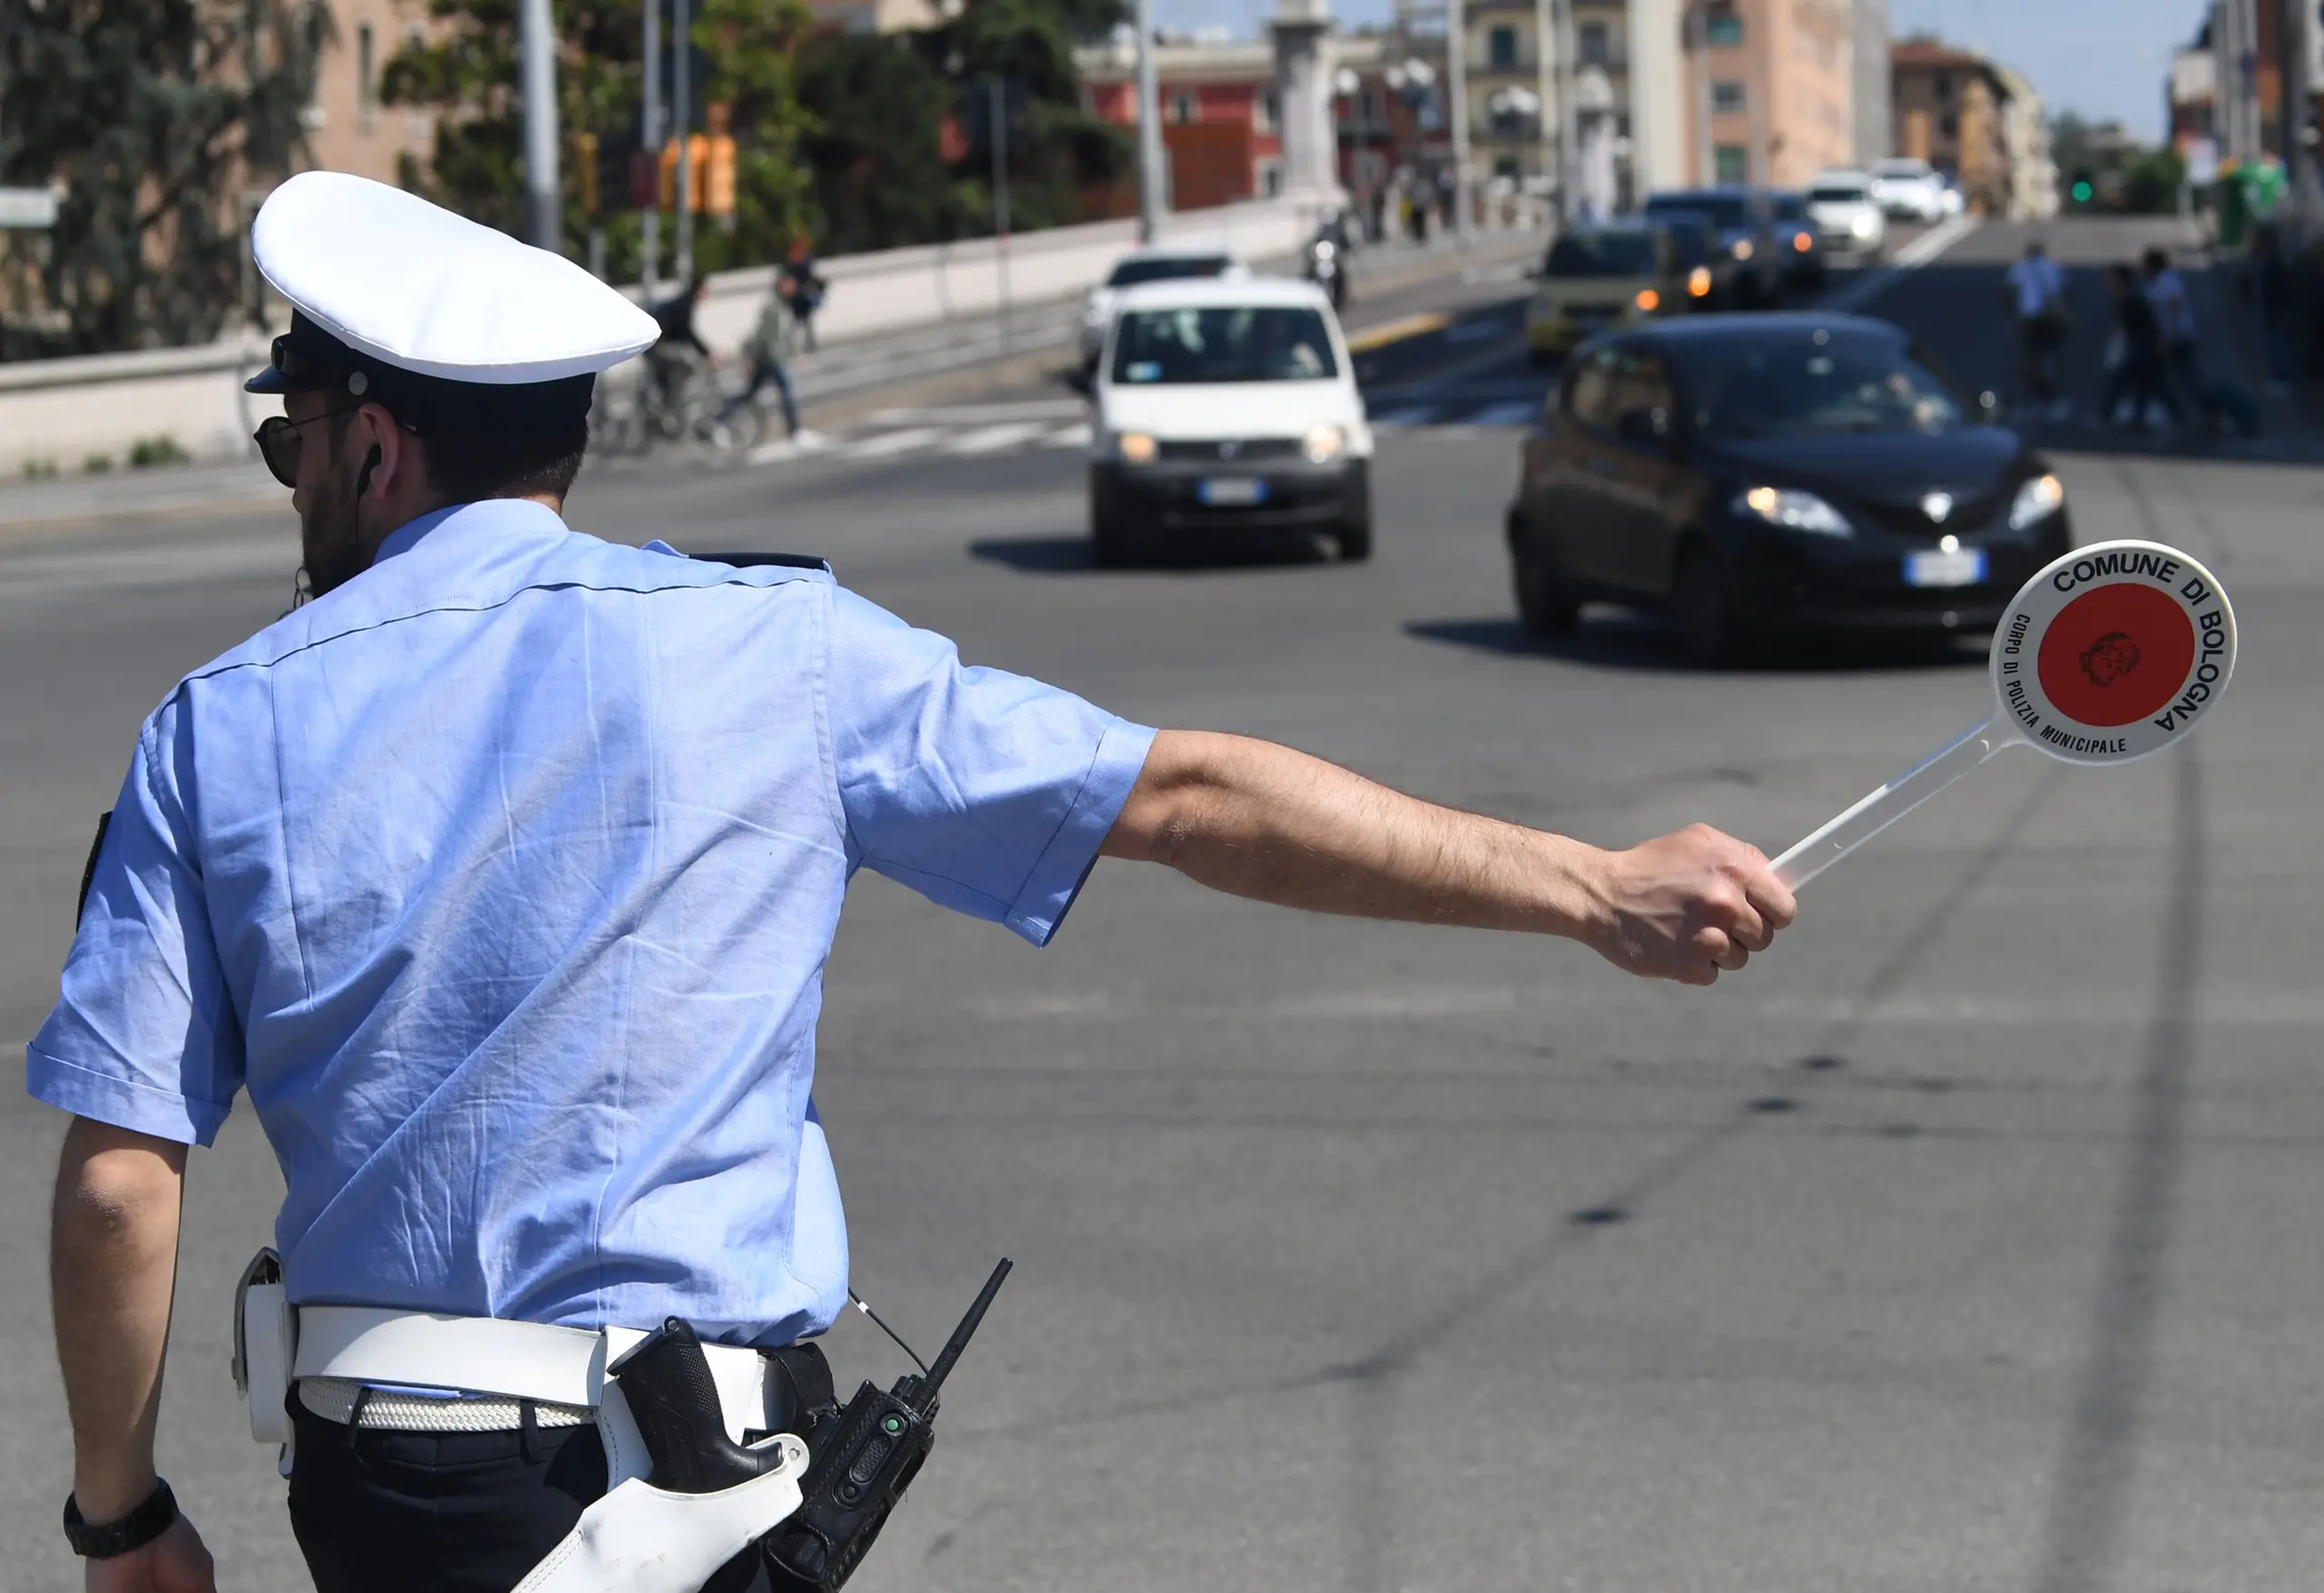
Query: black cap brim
245 365 292 395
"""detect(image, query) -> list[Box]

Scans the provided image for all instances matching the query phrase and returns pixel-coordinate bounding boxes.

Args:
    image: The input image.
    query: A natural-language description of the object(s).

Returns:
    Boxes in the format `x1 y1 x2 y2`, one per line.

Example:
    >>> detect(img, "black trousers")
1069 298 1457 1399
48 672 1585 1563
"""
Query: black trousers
287 1402 761 1593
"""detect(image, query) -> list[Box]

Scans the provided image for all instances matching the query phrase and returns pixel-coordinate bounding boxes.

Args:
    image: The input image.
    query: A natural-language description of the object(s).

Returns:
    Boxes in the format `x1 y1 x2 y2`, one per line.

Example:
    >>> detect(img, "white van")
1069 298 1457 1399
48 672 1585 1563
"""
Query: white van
1085 277 1374 567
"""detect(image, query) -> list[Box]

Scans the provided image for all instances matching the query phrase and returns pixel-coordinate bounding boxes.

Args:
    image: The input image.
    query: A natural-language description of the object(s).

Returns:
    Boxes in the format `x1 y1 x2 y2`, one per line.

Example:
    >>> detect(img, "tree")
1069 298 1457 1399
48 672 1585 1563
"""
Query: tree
795 33 964 255
382 0 814 282
931 0 1130 235
0 0 329 359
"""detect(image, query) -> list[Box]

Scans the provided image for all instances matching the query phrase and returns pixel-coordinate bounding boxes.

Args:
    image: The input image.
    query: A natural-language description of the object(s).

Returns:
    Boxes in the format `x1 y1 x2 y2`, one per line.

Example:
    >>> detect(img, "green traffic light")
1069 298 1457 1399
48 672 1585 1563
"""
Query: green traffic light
2071 180 2093 202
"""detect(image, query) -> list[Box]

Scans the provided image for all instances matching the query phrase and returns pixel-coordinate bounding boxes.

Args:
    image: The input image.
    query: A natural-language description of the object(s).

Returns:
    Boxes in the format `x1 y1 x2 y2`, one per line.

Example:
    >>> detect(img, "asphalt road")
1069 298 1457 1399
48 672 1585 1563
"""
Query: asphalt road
6 215 2324 1593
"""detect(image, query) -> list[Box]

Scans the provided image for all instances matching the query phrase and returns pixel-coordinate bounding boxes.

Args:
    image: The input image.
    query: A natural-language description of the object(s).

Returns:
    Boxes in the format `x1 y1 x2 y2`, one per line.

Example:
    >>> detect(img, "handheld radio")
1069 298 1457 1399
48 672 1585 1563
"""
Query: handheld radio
763 1259 1012 1592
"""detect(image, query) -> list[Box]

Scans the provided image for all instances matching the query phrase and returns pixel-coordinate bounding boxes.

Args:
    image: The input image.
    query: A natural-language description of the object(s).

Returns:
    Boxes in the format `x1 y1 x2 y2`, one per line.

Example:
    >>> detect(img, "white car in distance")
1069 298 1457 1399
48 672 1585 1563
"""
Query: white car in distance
1086 277 1373 568
1078 244 1250 366
1805 171 1887 259
1869 157 1949 222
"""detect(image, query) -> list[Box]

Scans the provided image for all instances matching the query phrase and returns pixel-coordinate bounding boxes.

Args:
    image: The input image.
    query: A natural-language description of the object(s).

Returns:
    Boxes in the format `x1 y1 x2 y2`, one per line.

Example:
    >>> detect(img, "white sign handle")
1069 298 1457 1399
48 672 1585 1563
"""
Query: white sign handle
1771 718 2022 890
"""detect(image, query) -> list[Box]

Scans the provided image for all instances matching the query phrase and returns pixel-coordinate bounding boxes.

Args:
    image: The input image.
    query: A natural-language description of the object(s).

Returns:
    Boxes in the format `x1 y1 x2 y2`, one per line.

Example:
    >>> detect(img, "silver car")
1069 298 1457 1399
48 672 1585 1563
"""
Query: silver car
1806 172 1887 259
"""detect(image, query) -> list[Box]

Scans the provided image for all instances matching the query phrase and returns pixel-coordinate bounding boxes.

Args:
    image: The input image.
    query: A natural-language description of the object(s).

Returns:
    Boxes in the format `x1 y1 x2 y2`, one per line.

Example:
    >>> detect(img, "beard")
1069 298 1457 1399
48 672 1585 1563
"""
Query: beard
296 451 369 600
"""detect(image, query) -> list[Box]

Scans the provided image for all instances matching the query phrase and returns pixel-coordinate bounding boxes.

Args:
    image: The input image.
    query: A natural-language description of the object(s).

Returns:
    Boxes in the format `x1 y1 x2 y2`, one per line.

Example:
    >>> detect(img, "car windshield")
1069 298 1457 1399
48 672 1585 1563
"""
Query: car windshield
1107 255 1231 288
1675 329 1965 437
1658 221 1714 266
1810 183 1867 202
1875 162 1929 180
1110 305 1339 384
1544 232 1659 276
1768 193 1805 221
1647 192 1748 230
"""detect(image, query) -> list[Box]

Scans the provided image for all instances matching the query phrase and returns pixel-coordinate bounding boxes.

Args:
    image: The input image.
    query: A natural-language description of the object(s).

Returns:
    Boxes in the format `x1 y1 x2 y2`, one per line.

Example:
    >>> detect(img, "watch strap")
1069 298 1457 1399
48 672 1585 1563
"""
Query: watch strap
63 1479 177 1559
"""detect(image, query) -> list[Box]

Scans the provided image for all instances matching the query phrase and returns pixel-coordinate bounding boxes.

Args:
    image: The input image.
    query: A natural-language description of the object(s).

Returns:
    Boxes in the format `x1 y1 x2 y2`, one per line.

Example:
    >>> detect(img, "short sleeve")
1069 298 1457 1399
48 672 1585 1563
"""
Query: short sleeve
825 586 1155 946
25 697 244 1145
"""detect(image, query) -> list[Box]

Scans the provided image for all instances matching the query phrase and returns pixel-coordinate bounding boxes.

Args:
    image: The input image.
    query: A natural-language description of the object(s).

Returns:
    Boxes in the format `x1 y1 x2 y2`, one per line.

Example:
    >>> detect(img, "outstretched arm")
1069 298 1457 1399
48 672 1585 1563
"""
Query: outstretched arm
1100 730 1795 986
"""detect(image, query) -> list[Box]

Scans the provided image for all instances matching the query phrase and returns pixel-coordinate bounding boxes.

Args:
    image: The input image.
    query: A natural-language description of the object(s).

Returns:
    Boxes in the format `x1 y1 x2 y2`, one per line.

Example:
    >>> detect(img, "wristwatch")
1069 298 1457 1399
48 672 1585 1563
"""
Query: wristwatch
62 1479 178 1559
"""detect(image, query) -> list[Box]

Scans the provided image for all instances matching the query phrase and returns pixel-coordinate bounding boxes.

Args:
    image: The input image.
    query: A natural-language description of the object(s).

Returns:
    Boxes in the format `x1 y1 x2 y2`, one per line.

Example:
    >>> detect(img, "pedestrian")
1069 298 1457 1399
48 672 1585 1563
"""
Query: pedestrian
2141 245 2209 428
2102 261 2178 431
645 269 716 418
2001 238 2070 418
37 172 1792 1593
780 236 828 352
719 276 815 447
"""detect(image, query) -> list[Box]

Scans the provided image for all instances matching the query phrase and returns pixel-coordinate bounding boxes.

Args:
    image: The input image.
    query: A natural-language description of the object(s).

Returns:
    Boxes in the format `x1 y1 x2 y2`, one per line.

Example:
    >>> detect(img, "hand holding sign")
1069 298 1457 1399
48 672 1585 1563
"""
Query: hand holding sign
1774 540 2238 890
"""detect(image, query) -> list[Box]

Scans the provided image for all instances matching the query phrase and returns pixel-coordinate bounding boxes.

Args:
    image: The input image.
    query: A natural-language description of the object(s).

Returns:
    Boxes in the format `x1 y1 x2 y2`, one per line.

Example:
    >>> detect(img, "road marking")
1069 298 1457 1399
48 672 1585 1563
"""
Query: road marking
1041 422 1092 447
834 428 940 459
941 422 1048 455
1822 214 1981 313
1470 398 1541 428
869 399 1087 425
1346 311 1450 352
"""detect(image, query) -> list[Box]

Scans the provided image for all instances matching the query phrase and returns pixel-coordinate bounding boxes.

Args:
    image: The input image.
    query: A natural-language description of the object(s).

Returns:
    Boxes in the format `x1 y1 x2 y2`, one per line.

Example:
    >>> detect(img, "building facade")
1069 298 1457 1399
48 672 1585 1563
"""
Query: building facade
1891 35 2053 218
1682 0 1855 188
300 0 437 187
1853 0 1890 165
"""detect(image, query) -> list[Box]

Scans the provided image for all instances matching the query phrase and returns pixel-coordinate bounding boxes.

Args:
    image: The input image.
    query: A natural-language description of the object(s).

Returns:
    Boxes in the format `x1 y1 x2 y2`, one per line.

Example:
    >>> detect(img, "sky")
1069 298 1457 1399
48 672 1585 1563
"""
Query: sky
1156 0 2200 143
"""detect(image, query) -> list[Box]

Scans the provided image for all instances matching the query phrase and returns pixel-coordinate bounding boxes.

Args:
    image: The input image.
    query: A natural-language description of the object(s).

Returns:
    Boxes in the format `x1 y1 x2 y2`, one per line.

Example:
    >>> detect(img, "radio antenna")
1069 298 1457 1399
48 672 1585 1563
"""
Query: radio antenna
919 1258 1011 1404
846 1289 930 1376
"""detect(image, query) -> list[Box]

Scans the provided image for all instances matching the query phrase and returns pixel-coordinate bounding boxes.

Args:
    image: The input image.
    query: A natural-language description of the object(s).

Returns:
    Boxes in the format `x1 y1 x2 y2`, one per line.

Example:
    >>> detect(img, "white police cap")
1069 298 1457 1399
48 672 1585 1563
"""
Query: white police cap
247 172 658 394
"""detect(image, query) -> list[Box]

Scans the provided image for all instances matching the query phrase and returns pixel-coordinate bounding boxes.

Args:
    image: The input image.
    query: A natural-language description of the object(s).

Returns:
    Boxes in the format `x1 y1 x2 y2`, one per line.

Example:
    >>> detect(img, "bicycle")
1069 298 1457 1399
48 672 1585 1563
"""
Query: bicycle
591 355 724 457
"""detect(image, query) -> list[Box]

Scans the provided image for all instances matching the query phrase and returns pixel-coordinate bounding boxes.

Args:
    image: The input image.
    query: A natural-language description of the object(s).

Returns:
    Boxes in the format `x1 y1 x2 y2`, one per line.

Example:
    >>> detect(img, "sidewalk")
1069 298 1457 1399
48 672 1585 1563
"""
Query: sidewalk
0 228 1547 535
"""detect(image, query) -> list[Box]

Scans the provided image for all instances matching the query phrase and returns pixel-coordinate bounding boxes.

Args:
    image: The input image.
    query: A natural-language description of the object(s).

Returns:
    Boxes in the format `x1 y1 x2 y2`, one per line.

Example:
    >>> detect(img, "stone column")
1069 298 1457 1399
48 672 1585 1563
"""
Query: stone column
1271 0 1342 199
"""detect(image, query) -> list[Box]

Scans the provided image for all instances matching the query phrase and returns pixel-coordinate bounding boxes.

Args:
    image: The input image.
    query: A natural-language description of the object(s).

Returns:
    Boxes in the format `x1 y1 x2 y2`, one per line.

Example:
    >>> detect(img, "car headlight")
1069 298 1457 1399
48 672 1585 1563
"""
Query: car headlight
1633 288 1660 312
1688 265 1713 298
1116 431 1157 464
1303 424 1346 464
1851 212 1878 237
2009 472 2064 531
1731 239 1754 261
1738 486 1852 536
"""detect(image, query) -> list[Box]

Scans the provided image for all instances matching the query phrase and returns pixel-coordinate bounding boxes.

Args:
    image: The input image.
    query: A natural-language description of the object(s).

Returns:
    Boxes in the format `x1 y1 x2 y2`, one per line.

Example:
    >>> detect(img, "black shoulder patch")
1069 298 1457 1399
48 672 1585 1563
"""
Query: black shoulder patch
76 810 113 926
690 551 832 572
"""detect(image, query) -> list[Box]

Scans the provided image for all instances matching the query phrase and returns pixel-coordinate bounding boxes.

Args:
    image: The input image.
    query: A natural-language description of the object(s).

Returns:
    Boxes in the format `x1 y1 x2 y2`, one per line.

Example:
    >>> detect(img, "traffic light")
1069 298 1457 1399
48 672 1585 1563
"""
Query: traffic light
576 131 598 215
2069 167 2095 205
704 103 737 224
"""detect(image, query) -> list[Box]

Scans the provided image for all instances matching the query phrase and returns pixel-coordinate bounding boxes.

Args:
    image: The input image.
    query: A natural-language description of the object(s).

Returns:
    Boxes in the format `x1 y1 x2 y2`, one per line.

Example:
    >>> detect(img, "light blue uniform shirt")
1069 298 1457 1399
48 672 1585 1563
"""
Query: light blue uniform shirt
28 500 1154 1346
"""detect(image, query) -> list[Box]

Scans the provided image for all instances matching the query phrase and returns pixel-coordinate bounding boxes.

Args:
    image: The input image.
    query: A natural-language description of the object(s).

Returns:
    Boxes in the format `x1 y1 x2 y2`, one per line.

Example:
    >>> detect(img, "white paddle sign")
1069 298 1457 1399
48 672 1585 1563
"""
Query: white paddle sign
1773 539 2238 890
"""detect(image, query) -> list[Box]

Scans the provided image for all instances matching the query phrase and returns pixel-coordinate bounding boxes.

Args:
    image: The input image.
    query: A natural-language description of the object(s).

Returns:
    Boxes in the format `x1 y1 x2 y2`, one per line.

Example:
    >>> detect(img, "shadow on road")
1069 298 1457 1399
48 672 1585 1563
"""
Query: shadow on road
969 533 1334 575
1405 613 1987 674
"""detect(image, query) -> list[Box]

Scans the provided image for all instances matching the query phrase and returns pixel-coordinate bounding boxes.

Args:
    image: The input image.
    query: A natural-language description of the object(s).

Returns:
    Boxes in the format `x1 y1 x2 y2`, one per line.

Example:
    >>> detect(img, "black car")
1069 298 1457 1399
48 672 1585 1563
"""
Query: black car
1764 190 1827 293
1640 187 1781 308
1505 314 2073 664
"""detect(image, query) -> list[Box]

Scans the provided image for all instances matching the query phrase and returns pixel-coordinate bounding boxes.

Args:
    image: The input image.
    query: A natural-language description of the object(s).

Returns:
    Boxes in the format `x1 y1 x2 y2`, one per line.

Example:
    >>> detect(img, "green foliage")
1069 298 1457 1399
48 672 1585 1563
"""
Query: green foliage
0 0 330 357
2119 147 2185 216
130 433 191 467
382 0 814 280
83 451 113 473
23 457 58 478
796 33 964 254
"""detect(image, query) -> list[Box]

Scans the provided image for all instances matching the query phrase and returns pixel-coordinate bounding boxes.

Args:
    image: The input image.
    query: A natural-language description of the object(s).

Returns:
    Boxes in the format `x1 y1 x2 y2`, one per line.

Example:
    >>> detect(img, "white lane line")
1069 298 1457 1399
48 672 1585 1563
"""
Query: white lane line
1371 404 1440 428
940 422 1048 455
1470 398 1541 428
1041 422 1092 448
870 399 1086 425
1823 214 1981 313
834 427 942 459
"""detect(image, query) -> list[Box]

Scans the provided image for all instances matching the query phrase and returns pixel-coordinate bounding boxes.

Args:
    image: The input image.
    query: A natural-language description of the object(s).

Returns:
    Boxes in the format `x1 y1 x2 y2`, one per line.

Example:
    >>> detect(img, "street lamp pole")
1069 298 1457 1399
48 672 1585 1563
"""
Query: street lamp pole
673 0 694 283
1134 0 1168 239
1553 0 1578 221
1446 0 1473 241
519 0 559 251
642 0 661 296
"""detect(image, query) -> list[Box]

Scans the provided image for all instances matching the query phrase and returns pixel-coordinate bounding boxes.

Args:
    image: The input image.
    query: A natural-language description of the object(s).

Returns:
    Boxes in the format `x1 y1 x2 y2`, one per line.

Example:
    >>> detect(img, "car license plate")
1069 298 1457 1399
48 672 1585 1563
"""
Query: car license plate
1198 477 1266 506
1904 547 1986 587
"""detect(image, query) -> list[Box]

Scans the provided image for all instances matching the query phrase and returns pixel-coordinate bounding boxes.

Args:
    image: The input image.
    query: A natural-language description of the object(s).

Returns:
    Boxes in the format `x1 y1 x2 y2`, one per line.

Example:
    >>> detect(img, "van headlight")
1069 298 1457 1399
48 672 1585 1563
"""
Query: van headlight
1731 239 1754 261
1303 424 1346 464
2009 472 2064 530
1116 431 1157 464
1738 486 1852 536
1852 212 1878 237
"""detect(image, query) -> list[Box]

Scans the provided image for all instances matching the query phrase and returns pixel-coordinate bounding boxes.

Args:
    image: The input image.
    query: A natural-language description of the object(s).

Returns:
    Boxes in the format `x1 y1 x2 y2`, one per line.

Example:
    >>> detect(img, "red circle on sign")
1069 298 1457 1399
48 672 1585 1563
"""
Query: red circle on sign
2035 583 2197 727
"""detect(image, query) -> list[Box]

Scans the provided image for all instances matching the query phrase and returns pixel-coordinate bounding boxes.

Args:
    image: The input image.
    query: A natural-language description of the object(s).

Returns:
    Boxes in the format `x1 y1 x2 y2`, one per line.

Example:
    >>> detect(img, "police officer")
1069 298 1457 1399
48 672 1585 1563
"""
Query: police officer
37 173 1795 1593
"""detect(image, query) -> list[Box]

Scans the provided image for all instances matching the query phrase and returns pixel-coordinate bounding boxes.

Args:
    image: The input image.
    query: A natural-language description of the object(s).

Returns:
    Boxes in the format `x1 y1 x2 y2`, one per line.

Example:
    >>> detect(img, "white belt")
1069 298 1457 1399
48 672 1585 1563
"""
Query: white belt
290 1306 781 1445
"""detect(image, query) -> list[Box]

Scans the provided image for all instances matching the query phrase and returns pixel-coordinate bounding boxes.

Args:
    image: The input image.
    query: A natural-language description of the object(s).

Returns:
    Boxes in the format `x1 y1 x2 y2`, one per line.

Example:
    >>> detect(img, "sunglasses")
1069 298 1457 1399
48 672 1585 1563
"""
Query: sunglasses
252 406 364 488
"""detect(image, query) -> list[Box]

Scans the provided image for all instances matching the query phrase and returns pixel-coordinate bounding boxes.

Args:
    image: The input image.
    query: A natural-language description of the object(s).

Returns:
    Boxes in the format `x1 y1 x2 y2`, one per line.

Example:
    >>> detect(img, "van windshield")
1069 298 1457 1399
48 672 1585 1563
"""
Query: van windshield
1110 305 1340 384
1543 232 1659 276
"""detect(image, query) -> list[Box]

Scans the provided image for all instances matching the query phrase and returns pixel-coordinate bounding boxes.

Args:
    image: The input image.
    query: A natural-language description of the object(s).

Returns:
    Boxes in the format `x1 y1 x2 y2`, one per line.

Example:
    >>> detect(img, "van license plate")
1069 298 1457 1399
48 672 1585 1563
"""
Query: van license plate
1199 477 1266 506
1905 547 1985 587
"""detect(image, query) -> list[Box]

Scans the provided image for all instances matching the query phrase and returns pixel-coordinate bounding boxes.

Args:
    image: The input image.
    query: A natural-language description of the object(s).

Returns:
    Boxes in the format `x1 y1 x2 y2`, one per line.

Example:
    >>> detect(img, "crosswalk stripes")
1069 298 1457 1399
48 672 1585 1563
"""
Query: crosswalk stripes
744 393 1548 471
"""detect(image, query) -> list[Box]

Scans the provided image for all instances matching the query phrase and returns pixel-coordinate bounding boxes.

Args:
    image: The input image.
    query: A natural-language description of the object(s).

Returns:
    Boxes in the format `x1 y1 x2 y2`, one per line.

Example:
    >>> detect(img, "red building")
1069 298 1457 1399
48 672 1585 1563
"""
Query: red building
1077 34 1424 211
